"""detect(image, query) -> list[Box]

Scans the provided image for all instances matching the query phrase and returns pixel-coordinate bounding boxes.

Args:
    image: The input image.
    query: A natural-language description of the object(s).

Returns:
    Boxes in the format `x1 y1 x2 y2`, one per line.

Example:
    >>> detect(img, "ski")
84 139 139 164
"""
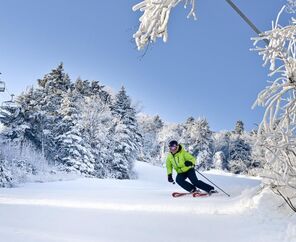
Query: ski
172 192 191 197
192 192 208 197
172 191 208 198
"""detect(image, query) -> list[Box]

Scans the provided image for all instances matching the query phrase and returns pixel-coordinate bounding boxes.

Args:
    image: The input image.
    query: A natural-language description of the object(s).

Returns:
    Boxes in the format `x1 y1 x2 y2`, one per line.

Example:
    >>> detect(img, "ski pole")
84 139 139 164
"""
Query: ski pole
195 170 231 197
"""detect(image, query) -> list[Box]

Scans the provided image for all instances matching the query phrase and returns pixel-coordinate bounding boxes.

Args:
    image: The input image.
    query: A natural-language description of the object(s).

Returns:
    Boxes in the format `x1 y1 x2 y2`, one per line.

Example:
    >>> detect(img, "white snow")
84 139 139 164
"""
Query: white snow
0 161 295 242
132 0 196 50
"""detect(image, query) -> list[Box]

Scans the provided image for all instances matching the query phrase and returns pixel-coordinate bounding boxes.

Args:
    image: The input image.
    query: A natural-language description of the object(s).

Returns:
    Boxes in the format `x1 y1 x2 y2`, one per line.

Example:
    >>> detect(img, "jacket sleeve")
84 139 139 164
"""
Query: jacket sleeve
166 156 173 175
184 151 196 165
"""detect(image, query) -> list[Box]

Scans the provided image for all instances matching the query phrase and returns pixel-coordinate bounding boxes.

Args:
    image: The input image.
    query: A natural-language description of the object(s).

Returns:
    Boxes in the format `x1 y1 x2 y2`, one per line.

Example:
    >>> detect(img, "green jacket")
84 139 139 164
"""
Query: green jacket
166 145 196 175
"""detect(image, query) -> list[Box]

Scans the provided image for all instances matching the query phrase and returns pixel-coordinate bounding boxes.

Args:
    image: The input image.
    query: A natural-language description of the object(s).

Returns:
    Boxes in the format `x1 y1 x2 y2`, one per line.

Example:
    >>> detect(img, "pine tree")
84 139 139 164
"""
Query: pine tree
0 87 43 150
182 117 195 150
228 135 252 174
90 81 111 105
35 63 71 161
78 95 113 177
182 118 214 170
110 87 142 179
56 90 95 175
0 94 21 131
0 94 26 144
138 114 164 164
37 63 71 115
234 120 244 135
1 64 71 162
212 131 231 169
0 159 13 187
213 151 226 170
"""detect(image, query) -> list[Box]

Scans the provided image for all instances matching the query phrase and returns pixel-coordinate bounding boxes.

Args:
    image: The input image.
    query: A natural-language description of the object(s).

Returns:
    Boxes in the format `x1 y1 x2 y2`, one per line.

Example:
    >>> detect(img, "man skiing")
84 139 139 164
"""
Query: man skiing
166 140 217 195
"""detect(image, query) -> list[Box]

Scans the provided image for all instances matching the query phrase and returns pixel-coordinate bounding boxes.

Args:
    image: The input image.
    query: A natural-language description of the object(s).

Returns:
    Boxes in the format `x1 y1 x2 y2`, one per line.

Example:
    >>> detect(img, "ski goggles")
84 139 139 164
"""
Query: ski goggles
169 145 178 151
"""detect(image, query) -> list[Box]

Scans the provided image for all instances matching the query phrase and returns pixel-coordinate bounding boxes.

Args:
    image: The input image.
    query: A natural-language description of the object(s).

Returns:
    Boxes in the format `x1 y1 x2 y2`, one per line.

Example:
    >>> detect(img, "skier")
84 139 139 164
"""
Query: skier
166 140 217 195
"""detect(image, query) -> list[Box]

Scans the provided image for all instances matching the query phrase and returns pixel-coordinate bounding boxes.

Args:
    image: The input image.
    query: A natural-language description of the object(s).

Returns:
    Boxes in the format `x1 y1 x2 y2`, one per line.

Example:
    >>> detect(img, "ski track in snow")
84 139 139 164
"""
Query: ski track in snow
0 192 258 215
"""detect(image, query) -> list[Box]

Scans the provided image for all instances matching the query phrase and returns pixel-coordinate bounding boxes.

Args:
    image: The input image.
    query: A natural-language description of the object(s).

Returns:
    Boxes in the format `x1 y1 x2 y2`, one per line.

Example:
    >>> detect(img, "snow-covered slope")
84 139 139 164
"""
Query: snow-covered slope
0 162 295 242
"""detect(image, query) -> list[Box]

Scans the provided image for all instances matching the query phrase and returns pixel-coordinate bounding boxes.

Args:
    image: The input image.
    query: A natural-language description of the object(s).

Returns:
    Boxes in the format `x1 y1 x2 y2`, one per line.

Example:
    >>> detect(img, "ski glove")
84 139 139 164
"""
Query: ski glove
184 161 193 167
168 174 174 183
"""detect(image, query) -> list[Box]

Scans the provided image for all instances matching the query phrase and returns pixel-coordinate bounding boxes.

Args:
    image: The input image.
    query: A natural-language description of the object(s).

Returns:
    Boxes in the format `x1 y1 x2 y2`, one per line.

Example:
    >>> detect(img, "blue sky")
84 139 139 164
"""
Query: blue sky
0 0 290 131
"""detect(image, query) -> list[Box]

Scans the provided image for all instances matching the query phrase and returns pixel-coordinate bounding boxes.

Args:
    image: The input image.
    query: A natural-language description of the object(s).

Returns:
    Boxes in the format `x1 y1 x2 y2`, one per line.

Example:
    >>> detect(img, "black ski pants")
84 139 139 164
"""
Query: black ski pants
176 168 214 193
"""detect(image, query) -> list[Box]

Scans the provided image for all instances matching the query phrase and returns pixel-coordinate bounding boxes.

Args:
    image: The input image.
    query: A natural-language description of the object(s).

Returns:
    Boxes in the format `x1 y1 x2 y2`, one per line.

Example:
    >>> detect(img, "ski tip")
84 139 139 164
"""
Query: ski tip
172 192 184 197
172 192 191 197
172 192 209 198
192 192 208 197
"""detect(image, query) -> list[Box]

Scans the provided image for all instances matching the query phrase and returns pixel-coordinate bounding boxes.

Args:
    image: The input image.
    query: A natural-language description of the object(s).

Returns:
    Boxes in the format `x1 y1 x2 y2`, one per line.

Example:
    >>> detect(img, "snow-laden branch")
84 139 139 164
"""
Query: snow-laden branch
252 7 296 132
252 6 296 210
286 0 296 13
132 0 196 50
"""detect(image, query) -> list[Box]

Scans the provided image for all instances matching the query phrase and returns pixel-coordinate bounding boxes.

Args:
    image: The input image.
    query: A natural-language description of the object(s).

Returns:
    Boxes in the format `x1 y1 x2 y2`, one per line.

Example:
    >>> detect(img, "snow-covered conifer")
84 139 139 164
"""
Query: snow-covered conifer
56 90 95 175
138 114 164 165
110 87 142 179
183 118 213 170
213 151 226 170
0 159 13 187
90 81 112 105
181 117 195 151
0 87 44 151
33 63 71 161
79 95 114 177
234 120 244 135
228 135 252 174
212 131 231 168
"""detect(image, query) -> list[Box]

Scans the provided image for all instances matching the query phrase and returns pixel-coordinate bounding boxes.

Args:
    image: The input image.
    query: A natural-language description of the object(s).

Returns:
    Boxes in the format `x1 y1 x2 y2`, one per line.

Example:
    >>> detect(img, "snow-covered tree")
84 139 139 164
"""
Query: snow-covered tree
0 159 13 187
79 95 114 177
37 63 71 115
212 131 231 165
0 94 21 131
252 6 296 211
181 117 195 151
0 65 150 182
0 87 45 152
0 140 54 187
110 87 142 179
74 78 111 105
90 81 112 105
132 0 196 50
55 90 95 175
33 63 71 161
228 135 252 174
0 97 26 144
183 118 213 170
249 131 268 175
138 114 164 165
0 65 111 177
54 77 112 175
213 151 226 170
234 120 244 135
